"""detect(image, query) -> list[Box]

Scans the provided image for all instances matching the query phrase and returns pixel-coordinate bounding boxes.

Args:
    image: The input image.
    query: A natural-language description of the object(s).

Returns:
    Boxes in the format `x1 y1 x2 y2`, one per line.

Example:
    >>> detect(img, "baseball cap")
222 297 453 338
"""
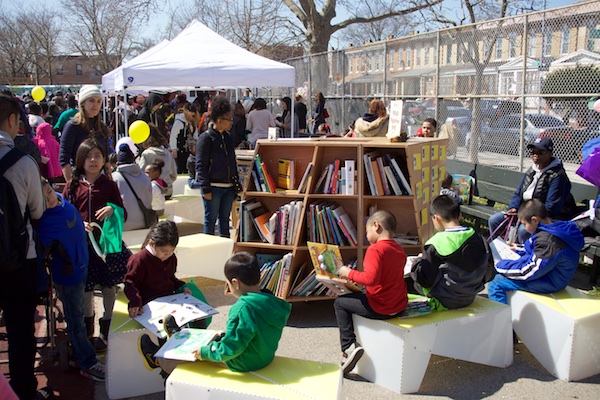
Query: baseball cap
527 137 553 152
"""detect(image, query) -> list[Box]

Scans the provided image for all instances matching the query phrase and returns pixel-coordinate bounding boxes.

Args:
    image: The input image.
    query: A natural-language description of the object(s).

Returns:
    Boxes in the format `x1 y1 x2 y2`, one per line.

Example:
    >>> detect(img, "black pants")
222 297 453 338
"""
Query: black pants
333 292 397 352
0 258 38 400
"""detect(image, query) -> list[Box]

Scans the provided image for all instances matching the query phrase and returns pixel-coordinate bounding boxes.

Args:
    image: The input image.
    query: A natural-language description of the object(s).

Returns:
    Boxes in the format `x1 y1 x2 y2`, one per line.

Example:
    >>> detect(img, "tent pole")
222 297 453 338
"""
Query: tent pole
114 94 119 139
124 91 129 141
123 89 129 138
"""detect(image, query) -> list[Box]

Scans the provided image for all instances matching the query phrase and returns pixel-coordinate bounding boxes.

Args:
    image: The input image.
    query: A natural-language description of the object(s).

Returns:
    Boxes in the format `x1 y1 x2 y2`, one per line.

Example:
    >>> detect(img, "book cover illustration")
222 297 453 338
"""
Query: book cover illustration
134 293 218 339
451 174 475 204
307 242 361 295
489 238 521 263
154 328 224 361
398 297 432 319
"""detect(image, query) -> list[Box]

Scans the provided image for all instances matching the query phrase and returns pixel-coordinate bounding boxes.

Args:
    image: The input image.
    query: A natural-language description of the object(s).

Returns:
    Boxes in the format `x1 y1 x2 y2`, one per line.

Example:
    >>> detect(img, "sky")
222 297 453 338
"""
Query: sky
3 0 580 48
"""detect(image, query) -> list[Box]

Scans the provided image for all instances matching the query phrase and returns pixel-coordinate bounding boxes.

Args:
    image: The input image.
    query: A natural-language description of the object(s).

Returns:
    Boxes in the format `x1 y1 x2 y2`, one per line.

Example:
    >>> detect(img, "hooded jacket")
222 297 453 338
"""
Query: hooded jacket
137 93 163 126
411 227 495 309
508 157 574 219
138 145 177 196
33 123 62 179
37 194 88 286
495 220 584 293
354 114 390 137
169 113 192 152
59 118 110 168
199 291 291 372
196 126 238 195
112 163 153 231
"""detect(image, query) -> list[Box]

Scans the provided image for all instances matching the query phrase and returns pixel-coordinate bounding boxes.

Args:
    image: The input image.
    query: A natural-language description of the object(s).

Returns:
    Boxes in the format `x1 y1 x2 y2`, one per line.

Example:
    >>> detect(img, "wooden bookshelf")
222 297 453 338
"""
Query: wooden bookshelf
234 136 448 302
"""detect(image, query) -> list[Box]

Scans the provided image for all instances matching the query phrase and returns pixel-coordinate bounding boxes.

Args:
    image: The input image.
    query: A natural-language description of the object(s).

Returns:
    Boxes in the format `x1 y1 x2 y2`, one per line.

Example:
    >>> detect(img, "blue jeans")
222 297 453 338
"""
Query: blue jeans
202 186 235 237
488 211 531 244
487 275 534 304
54 280 98 370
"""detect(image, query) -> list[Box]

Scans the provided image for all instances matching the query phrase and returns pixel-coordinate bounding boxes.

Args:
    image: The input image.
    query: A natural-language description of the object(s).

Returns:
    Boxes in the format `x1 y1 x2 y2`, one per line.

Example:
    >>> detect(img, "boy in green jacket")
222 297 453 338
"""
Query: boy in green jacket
197 251 291 371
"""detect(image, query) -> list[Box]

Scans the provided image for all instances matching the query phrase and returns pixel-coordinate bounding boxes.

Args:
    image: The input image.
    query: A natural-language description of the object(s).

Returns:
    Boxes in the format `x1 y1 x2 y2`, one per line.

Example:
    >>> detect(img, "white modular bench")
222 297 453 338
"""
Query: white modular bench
509 286 600 381
164 194 205 224
352 296 513 394
126 233 233 281
106 291 165 399
165 356 342 400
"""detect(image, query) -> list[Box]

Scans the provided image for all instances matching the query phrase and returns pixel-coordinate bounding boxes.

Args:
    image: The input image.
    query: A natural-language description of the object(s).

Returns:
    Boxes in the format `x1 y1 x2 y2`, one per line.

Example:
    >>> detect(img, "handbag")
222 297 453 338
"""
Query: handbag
576 146 600 188
120 173 158 228
323 108 330 119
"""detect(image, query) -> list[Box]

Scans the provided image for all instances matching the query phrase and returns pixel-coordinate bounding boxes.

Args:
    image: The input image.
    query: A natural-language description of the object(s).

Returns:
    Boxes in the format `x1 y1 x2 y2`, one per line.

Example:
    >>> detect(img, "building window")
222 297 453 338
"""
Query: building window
367 54 372 72
446 44 452 64
406 48 411 68
495 35 503 59
76 63 82 76
424 47 430 65
587 22 599 51
415 47 421 66
560 25 570 54
56 66 63 75
388 49 394 70
361 56 366 72
348 56 353 74
543 28 552 56
398 49 403 68
375 52 380 71
483 39 489 60
508 33 517 58
528 32 537 57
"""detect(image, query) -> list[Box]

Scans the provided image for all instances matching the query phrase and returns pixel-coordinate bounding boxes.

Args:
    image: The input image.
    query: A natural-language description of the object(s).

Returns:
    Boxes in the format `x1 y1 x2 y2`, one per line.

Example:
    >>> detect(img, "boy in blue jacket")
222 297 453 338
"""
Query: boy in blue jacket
488 199 584 304
37 179 105 381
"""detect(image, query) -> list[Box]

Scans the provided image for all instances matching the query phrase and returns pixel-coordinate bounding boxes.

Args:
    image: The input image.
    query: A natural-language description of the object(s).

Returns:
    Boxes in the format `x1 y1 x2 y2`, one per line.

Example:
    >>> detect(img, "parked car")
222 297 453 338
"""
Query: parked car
445 107 472 146
477 99 521 124
475 114 569 155
539 125 599 162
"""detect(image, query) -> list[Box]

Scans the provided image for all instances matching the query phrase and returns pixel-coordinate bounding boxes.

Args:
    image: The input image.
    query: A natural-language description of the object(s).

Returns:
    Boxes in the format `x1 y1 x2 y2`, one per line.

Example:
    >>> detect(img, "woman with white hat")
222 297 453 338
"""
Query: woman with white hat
59 85 112 181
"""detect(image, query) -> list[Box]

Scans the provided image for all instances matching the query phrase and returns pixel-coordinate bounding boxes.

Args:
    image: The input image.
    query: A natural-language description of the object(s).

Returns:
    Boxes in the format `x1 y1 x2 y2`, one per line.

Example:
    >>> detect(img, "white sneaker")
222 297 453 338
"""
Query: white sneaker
80 361 105 381
341 342 364 375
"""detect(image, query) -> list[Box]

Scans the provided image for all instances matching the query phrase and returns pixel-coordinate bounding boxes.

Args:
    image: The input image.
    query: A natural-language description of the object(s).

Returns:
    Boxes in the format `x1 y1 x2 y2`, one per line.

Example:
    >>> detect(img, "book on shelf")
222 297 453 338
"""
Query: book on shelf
307 242 361 295
259 253 292 297
371 158 385 196
331 204 358 246
133 293 219 339
261 161 277 193
393 235 420 246
241 200 264 242
376 157 391 195
297 162 312 194
313 165 329 194
154 329 224 361
253 211 274 243
384 166 403 196
388 155 413 195
277 158 295 190
363 153 377 195
330 159 341 194
345 160 355 195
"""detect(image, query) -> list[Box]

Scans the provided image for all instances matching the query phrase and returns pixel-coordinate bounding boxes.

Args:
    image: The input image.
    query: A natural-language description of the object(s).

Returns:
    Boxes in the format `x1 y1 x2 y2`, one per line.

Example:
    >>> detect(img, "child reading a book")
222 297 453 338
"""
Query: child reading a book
440 173 463 204
410 195 495 310
487 199 584 304
37 179 106 381
335 210 408 375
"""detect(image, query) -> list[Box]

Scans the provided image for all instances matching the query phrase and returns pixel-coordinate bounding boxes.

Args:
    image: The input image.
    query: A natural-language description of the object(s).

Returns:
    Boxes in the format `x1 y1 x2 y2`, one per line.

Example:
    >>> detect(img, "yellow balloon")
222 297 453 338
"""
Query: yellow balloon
31 86 46 102
129 120 150 144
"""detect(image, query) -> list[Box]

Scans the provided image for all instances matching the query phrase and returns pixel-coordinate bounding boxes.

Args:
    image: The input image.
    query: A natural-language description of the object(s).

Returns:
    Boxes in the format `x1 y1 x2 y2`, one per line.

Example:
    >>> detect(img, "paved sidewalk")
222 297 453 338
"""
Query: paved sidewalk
94 271 600 400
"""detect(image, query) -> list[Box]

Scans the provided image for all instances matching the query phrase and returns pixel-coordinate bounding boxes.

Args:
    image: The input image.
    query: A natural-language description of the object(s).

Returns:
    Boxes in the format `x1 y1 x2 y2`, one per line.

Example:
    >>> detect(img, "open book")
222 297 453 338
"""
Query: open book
489 238 521 263
154 328 224 361
307 242 361 295
134 293 218 339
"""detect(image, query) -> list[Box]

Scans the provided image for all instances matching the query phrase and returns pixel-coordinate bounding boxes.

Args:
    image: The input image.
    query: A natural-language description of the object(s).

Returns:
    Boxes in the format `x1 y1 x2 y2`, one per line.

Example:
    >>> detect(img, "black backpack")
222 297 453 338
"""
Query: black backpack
0 148 29 275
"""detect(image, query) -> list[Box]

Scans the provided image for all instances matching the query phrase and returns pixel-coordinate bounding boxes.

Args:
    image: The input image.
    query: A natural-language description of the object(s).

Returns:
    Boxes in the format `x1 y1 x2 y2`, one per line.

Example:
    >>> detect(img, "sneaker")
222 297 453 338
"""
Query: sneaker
138 334 160 370
341 342 364 375
163 314 180 338
80 361 106 381
34 386 54 400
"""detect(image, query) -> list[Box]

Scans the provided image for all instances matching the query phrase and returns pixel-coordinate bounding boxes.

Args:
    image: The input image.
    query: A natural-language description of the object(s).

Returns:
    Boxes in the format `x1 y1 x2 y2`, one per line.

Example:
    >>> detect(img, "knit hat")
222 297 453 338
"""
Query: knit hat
78 85 102 106
117 143 135 165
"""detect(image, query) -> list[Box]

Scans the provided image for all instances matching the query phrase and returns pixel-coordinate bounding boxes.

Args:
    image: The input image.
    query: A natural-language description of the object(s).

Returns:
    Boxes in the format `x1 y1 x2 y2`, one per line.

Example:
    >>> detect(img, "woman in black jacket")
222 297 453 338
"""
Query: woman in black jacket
196 97 239 237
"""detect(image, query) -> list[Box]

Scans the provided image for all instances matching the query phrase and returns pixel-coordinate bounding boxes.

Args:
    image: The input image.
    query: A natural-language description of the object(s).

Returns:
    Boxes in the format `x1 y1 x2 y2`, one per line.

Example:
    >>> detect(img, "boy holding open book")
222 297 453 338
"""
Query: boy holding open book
334 210 408 375
409 195 495 310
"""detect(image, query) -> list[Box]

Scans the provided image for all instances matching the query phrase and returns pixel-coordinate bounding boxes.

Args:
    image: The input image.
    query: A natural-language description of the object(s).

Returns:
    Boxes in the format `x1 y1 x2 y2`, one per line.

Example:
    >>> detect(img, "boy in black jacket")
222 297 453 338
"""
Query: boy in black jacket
410 195 495 310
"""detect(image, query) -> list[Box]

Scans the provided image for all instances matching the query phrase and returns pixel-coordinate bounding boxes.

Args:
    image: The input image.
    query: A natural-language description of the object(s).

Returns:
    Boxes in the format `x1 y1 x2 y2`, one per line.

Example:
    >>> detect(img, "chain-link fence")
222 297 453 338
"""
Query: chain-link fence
261 0 600 182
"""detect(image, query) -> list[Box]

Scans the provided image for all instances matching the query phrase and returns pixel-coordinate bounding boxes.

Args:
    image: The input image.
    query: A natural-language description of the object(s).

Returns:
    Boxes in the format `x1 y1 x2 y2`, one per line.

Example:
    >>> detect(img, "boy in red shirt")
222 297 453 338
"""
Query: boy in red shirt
335 210 408 375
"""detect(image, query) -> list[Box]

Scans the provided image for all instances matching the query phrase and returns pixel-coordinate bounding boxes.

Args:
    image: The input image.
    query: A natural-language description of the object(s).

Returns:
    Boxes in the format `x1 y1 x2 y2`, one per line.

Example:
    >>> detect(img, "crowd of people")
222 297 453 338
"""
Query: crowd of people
1 85 598 399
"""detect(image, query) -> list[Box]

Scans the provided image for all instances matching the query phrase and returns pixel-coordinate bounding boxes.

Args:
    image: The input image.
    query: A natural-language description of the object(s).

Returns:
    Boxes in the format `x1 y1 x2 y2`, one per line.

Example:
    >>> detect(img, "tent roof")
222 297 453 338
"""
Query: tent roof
112 20 295 91
102 40 170 95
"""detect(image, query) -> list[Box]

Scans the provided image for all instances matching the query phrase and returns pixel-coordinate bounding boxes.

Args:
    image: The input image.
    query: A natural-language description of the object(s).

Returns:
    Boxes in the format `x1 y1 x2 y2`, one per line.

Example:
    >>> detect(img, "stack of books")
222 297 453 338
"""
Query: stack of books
251 155 277 193
239 199 302 245
363 151 412 196
305 202 358 247
313 159 356 195
259 253 293 298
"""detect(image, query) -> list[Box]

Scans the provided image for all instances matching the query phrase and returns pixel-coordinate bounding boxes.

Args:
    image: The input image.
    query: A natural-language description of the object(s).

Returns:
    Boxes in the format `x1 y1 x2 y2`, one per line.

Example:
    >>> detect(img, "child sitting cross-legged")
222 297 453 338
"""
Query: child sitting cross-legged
335 210 408 375
410 195 495 310
488 199 584 304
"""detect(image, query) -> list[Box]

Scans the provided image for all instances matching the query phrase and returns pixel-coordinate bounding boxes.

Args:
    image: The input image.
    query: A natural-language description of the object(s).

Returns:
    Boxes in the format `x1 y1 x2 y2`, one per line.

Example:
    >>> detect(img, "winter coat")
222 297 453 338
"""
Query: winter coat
33 123 62 179
113 163 153 231
195 127 238 195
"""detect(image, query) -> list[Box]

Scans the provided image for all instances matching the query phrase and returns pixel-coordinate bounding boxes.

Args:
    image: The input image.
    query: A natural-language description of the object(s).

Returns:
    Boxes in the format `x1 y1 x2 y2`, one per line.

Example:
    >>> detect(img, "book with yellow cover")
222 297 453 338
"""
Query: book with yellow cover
307 242 361 295
277 159 295 190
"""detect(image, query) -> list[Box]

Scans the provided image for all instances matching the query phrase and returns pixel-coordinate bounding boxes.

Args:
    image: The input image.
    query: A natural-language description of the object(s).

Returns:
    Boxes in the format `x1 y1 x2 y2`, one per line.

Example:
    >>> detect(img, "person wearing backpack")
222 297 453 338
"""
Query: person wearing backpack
0 94 47 400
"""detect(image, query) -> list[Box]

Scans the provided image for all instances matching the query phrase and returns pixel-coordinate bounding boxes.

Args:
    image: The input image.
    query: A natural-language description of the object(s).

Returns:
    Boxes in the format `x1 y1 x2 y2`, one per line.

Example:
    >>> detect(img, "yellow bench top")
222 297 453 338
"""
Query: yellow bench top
169 356 341 400
513 286 600 320
383 296 507 329
127 232 232 253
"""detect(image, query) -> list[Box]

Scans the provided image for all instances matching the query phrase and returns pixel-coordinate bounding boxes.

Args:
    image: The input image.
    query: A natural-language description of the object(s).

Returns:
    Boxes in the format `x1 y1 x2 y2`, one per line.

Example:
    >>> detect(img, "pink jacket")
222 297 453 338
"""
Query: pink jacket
34 122 62 178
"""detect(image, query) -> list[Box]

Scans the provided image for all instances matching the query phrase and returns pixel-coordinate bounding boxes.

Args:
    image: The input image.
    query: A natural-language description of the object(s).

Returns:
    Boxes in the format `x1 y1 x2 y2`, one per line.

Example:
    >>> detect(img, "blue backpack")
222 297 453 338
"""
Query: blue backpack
0 148 29 274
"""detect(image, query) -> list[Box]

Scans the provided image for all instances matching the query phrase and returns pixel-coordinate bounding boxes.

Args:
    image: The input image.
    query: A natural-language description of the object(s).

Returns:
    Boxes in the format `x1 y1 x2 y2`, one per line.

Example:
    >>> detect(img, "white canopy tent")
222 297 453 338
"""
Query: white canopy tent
110 20 295 92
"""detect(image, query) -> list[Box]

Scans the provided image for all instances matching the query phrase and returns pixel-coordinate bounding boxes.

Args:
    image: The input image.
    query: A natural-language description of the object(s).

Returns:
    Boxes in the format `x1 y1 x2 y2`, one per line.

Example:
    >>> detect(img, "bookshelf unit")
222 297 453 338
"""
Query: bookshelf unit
234 137 448 302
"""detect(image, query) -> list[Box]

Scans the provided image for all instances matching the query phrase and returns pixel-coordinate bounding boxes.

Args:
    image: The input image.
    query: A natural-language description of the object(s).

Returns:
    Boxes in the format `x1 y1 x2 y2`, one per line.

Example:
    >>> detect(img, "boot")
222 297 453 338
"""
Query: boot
85 316 95 340
94 318 110 353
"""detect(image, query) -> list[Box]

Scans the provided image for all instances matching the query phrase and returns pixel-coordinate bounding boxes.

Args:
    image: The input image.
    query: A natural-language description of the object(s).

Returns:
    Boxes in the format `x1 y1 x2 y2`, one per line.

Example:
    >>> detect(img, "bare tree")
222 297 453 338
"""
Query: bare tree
61 0 158 72
423 0 542 162
18 8 62 85
0 13 32 85
339 2 420 46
